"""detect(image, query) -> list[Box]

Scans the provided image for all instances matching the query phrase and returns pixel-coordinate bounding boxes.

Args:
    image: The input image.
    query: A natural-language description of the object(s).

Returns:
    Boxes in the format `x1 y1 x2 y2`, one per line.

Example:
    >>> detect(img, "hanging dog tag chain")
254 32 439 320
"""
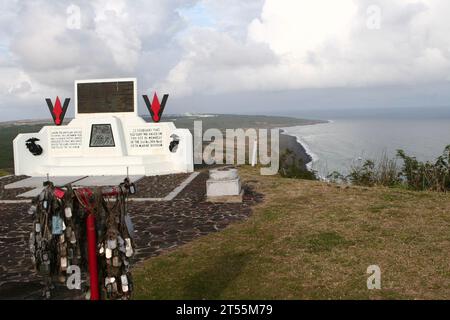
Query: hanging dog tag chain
99 183 134 300
28 178 136 300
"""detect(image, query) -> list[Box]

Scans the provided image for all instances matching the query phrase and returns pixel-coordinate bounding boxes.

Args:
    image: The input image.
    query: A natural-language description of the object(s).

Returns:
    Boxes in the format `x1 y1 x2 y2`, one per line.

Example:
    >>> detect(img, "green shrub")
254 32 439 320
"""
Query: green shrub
326 171 348 184
279 149 317 180
336 146 450 192
348 152 400 187
397 145 450 192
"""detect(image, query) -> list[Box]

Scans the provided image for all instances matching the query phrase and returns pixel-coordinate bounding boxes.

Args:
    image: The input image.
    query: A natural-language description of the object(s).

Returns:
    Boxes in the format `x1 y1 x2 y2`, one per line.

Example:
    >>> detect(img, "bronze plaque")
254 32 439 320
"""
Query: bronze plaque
89 124 115 147
77 81 134 113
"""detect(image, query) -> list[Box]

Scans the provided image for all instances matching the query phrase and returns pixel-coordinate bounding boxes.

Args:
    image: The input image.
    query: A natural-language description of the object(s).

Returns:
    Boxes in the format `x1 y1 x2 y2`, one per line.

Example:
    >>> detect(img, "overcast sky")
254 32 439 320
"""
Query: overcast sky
1 0 450 121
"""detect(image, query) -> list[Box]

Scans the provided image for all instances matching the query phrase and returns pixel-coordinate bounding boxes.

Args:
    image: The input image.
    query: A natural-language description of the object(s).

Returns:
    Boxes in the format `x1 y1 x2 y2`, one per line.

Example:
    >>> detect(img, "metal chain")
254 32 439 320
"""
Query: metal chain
28 179 136 300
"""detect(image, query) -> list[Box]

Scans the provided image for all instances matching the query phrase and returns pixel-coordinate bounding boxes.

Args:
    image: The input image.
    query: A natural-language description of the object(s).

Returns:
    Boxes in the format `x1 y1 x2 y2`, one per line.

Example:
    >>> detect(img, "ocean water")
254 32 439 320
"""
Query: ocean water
282 107 450 177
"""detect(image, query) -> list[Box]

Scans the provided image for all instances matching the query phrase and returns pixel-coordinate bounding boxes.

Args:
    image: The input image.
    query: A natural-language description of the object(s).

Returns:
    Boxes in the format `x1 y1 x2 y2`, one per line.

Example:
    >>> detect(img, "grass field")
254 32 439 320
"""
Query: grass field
133 166 450 300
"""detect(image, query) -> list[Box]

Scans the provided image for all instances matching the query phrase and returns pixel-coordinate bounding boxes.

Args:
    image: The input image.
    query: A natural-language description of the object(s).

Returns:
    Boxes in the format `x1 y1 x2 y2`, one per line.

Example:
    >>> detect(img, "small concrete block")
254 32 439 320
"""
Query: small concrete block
207 190 244 203
206 178 241 197
209 168 239 181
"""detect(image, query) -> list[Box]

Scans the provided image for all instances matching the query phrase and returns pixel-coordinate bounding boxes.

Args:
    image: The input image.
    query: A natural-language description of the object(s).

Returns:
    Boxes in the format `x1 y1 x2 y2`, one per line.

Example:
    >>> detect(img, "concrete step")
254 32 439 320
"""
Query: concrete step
49 155 171 167
40 164 147 176
50 156 145 166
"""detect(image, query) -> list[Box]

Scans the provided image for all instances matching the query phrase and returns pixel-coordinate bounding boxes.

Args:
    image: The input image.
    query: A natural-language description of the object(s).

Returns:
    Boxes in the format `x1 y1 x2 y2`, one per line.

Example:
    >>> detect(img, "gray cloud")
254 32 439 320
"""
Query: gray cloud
0 0 450 121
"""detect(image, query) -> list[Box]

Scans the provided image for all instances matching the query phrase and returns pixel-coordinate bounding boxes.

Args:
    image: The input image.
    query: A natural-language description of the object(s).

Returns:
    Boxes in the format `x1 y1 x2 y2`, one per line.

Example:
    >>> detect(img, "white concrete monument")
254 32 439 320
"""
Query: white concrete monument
13 78 193 177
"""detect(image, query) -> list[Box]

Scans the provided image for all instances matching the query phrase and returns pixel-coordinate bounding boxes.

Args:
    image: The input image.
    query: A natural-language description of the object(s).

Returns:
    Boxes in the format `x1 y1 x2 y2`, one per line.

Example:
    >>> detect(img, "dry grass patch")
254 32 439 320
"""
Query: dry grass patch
0 169 9 177
133 166 450 300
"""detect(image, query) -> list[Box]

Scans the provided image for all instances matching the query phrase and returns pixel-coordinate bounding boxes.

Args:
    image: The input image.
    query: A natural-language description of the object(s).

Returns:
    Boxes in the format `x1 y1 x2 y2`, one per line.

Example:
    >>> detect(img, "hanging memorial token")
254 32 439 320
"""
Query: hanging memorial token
64 207 72 218
28 178 135 300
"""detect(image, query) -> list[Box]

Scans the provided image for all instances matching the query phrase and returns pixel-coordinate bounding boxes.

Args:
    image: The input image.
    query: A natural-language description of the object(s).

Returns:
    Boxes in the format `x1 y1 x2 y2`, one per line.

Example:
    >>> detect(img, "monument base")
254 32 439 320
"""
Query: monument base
206 168 243 203
13 78 194 177
207 190 244 203
13 116 193 177
206 178 242 197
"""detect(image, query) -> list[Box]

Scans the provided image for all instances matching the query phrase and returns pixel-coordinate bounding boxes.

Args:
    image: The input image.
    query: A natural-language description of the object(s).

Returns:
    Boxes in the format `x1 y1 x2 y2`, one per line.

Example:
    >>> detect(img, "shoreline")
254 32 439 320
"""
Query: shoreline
279 131 313 171
278 121 329 172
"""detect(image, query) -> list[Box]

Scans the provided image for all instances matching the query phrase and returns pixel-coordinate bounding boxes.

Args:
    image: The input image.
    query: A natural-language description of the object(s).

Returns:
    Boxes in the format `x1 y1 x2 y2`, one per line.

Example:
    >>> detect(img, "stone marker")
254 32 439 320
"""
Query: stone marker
13 78 193 177
206 167 243 203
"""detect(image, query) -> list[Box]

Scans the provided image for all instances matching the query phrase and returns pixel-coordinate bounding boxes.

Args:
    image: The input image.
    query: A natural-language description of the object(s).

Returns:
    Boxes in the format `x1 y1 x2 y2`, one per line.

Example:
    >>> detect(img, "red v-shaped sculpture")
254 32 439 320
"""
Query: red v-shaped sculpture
46 97 70 125
143 93 169 123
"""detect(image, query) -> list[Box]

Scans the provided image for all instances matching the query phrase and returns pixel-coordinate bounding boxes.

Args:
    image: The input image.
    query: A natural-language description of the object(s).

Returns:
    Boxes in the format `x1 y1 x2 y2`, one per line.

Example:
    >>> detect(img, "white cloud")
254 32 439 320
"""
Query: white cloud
1 0 450 119
162 0 450 94
161 27 277 95
249 0 358 56
2 0 197 93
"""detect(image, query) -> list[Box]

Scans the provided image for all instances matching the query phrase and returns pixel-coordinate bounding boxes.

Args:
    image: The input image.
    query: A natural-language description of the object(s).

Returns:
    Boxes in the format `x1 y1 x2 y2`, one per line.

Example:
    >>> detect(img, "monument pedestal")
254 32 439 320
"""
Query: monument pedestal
206 168 243 203
13 78 194 177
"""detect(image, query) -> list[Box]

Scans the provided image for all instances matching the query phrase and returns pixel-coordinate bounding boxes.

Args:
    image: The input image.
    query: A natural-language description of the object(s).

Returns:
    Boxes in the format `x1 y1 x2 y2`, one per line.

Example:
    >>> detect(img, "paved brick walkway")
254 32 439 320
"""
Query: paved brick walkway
0 171 263 299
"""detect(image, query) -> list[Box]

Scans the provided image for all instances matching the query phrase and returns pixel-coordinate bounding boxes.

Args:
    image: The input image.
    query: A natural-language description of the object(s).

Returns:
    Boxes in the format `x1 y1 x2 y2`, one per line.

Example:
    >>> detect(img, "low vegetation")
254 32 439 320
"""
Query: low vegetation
279 149 317 180
347 152 400 188
331 146 450 192
0 123 48 170
0 169 9 177
133 166 450 299
397 146 450 192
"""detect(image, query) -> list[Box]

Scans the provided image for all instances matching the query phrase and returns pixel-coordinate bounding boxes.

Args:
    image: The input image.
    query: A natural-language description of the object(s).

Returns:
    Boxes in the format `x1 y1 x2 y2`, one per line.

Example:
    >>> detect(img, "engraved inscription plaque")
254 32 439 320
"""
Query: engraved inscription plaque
129 127 163 149
89 124 115 147
77 81 134 114
50 128 82 150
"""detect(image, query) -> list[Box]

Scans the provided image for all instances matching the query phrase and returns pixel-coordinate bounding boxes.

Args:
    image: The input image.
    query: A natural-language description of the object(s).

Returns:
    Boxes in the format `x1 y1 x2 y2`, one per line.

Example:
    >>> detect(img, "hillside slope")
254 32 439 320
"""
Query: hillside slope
133 166 450 300
0 115 323 171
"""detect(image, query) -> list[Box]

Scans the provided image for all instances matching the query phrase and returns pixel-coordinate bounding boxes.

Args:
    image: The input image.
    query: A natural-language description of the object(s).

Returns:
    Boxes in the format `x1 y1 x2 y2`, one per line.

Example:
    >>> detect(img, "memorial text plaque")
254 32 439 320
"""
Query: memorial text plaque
77 81 134 114
50 128 82 150
129 127 163 149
